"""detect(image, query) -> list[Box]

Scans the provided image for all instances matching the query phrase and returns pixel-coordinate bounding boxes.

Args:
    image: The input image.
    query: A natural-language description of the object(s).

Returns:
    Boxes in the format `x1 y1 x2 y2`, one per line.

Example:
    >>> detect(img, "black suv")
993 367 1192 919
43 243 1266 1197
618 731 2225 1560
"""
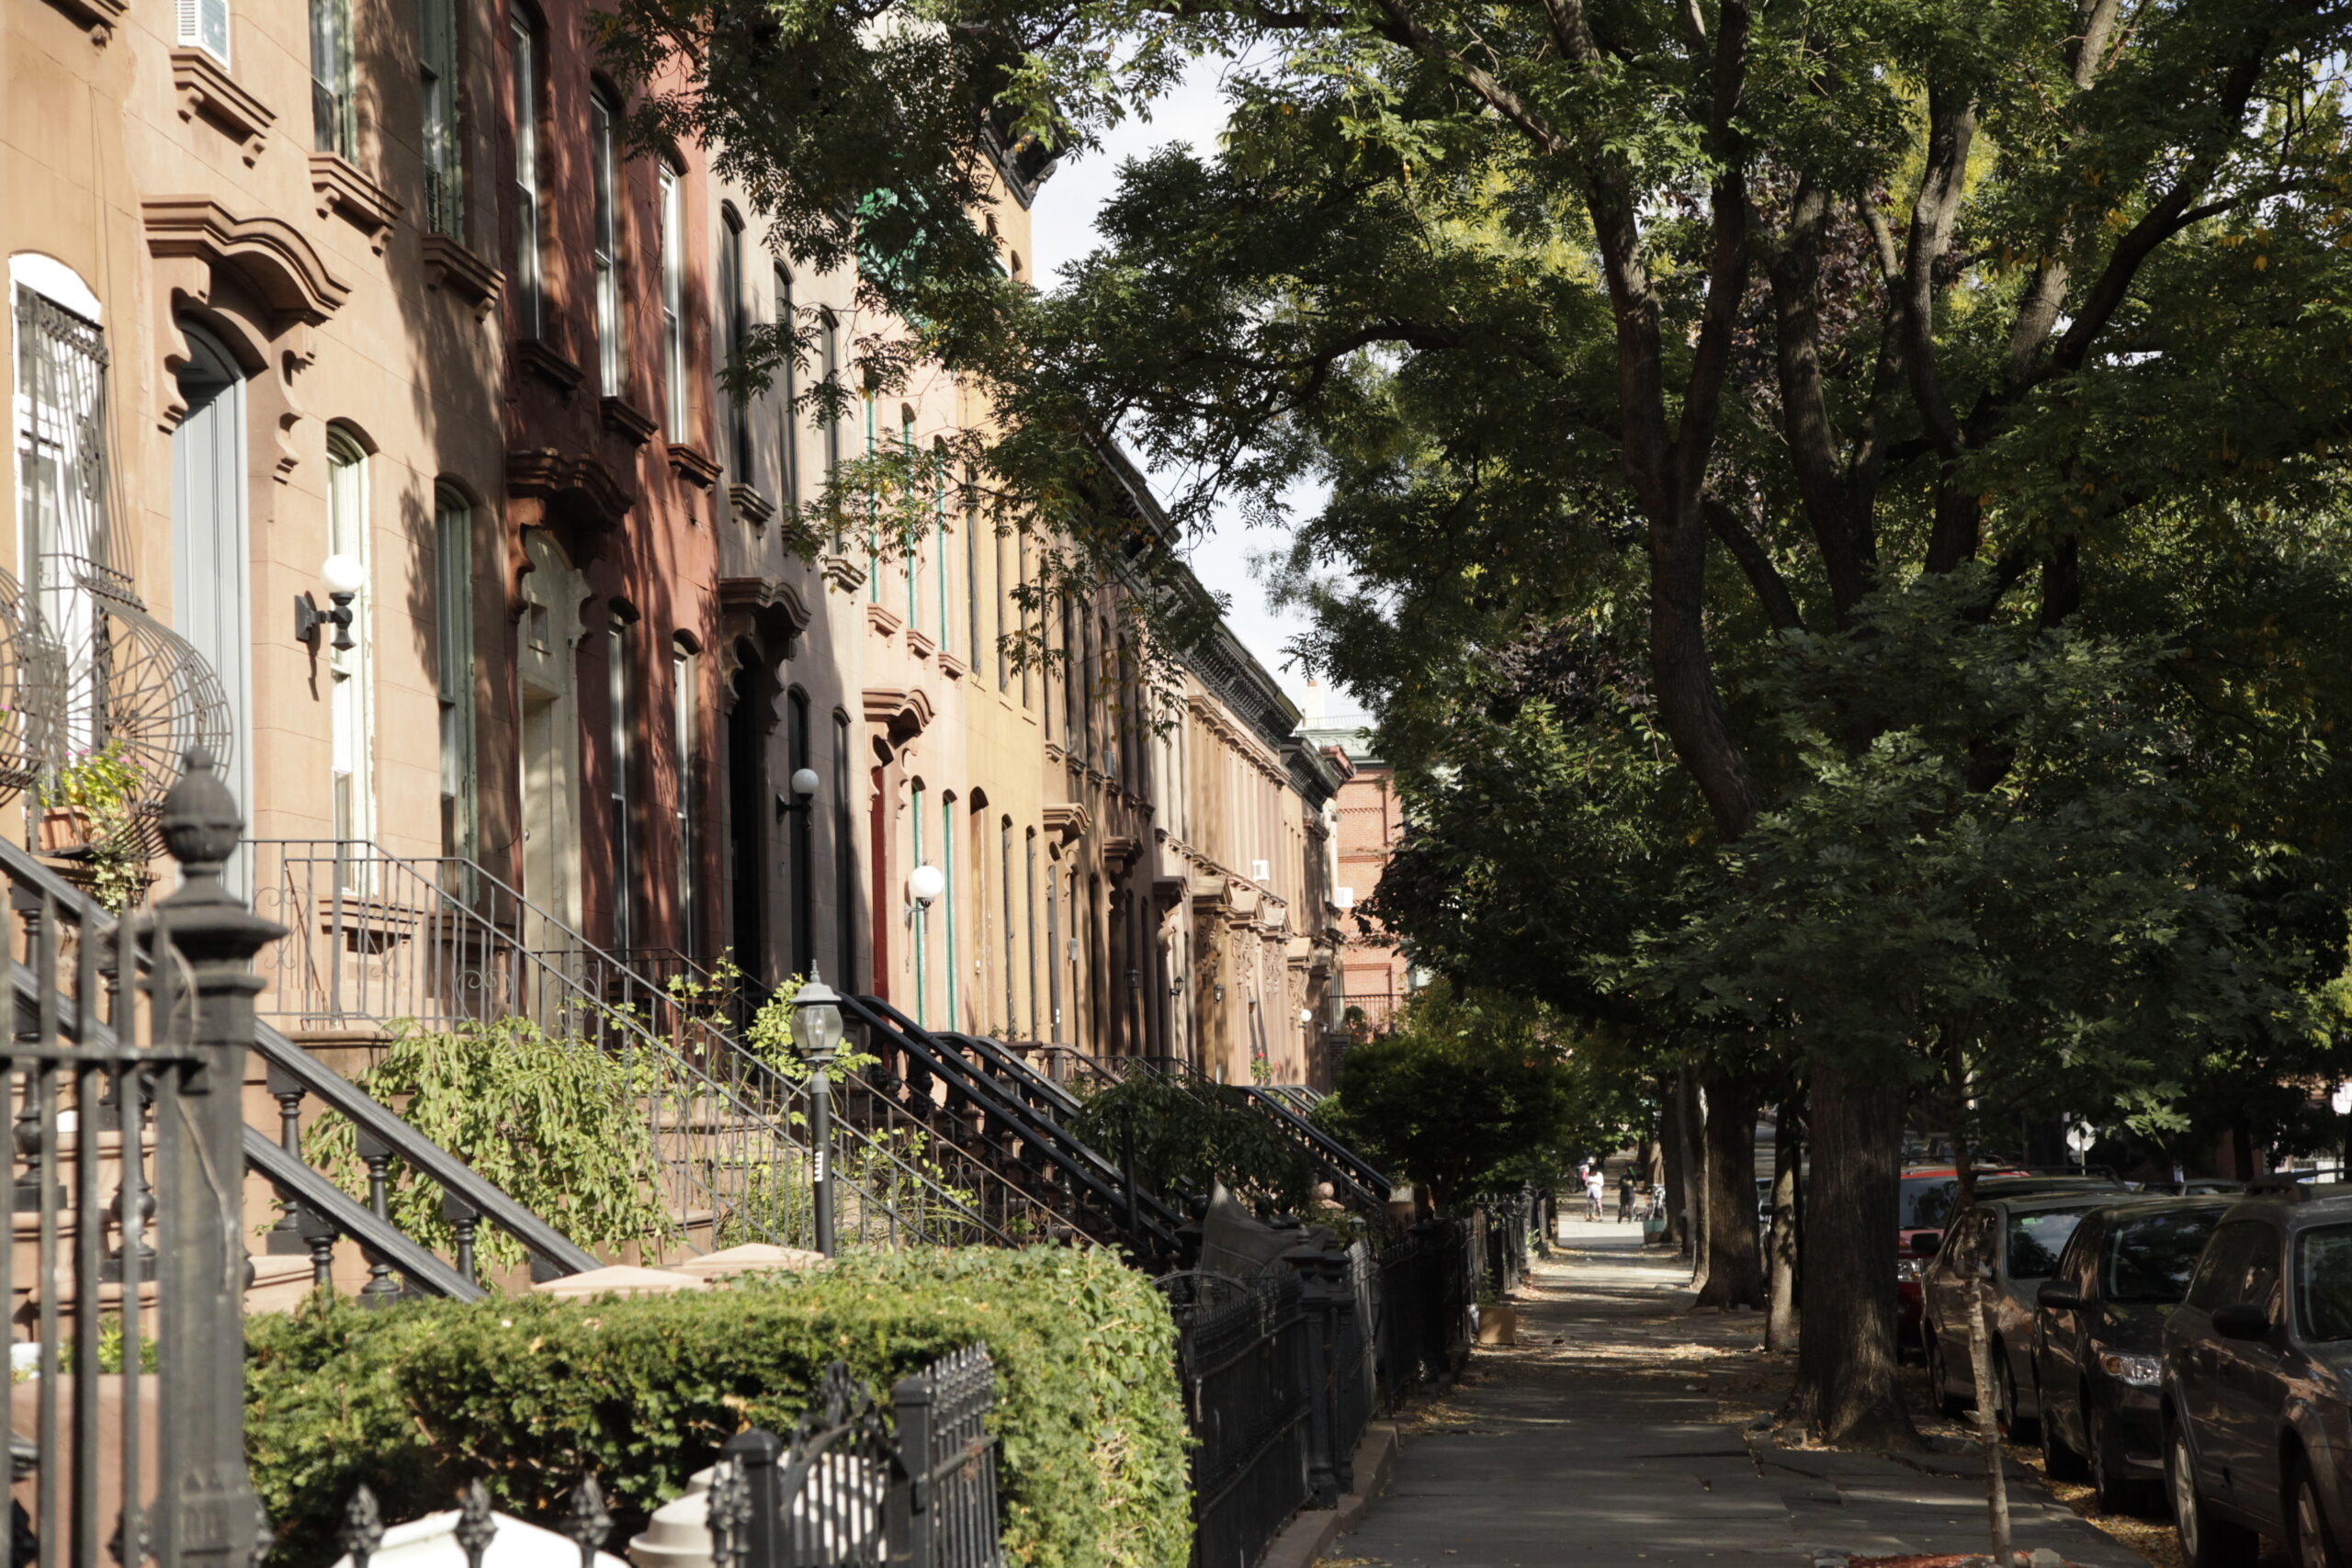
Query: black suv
2160 1185 2352 1567
2032 1197 2231 1514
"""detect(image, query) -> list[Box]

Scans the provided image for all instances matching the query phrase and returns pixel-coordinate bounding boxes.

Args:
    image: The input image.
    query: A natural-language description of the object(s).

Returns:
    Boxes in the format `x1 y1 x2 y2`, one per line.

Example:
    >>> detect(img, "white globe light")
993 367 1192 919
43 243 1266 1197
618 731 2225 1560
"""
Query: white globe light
907 863 945 905
320 553 368 596
789 766 820 798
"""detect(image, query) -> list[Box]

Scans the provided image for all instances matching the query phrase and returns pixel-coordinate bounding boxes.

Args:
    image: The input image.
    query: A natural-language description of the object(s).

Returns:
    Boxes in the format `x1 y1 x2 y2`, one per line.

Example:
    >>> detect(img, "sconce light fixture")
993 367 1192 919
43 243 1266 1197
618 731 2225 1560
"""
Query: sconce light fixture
295 554 367 652
775 766 820 818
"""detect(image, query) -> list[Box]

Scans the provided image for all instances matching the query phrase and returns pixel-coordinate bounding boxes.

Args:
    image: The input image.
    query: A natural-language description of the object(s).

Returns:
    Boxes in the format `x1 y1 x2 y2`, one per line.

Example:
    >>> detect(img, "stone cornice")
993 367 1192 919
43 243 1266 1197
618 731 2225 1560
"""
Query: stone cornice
142 197 349 324
308 153 401 253
422 233 503 318
505 447 634 530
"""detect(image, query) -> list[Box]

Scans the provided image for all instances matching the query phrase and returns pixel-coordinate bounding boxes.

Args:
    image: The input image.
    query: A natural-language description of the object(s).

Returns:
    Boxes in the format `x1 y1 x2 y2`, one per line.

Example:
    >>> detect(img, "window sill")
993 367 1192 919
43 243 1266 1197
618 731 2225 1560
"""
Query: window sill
172 48 273 165
517 338 585 400
822 554 868 593
422 234 503 319
728 483 775 527
667 442 720 491
601 396 658 447
907 627 936 660
309 153 401 253
865 603 902 638
937 650 968 682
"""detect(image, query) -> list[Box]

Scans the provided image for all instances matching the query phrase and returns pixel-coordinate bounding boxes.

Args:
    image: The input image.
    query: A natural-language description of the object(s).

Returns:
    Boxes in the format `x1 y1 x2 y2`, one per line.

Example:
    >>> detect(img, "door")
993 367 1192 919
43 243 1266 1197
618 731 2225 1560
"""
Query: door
2176 1220 2267 1499
2039 1219 2099 1454
726 661 765 984
2211 1223 2287 1523
516 534 582 946
169 323 252 884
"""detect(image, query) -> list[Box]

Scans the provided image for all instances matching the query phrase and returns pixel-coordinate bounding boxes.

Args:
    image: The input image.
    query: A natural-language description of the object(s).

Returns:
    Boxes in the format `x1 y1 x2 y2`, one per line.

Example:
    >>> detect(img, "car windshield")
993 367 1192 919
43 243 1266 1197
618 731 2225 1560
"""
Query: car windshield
1903 1179 1958 1230
2006 1209 2087 1279
2296 1224 2352 1342
2104 1210 2221 1303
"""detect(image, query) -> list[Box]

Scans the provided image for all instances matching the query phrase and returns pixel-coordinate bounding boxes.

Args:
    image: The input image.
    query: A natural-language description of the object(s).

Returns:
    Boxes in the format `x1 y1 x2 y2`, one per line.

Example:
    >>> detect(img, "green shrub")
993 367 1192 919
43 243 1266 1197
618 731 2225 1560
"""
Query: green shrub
1067 1075 1313 1215
244 1247 1189 1568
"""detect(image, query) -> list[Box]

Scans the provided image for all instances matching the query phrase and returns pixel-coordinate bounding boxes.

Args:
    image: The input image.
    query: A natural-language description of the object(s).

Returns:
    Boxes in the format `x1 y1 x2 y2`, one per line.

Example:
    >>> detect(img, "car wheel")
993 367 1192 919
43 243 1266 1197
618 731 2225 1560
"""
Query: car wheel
2039 1380 2087 1481
1997 1353 2038 1443
2292 1460 2343 1568
2170 1425 2258 1567
2088 1406 2157 1517
1926 1327 1965 1418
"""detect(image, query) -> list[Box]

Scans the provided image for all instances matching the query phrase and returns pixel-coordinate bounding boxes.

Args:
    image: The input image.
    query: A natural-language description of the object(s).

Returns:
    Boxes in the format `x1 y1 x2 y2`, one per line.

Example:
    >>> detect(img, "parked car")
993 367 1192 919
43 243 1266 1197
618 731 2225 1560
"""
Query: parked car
2162 1184 2352 1568
1922 1183 2127 1438
1899 1166 2027 1351
2032 1197 2231 1514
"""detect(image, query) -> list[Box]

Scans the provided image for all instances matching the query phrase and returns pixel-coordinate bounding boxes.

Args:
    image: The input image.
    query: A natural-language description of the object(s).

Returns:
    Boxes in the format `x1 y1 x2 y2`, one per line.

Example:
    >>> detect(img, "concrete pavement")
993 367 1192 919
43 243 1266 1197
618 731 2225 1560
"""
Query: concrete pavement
1326 1219 2154 1568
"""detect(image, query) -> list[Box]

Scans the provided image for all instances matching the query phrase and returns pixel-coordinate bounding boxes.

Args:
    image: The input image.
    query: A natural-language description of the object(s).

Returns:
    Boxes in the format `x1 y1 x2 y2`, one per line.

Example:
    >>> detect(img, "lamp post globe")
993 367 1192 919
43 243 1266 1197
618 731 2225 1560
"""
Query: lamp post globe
790 970 846 1256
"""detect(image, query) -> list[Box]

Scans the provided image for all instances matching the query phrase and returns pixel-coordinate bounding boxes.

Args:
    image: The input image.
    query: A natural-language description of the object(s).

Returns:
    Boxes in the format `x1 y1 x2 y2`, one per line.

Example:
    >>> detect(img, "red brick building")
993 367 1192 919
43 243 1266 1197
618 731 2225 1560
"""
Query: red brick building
1306 717 1413 1036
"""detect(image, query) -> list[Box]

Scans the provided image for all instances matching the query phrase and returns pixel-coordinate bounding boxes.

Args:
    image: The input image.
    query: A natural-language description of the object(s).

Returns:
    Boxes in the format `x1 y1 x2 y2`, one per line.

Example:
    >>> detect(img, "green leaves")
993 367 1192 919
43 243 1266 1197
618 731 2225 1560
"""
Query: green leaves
1066 1075 1315 1213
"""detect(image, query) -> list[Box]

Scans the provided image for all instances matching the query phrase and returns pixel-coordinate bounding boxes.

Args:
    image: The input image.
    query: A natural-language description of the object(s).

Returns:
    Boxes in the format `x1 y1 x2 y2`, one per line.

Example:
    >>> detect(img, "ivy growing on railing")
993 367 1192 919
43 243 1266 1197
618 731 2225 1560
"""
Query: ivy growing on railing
301 1016 675 1271
1068 1076 1314 1218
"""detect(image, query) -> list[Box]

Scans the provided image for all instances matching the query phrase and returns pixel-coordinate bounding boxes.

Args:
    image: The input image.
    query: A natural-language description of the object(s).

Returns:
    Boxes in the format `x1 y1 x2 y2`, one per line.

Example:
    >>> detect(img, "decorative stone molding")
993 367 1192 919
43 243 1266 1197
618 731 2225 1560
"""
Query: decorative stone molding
307 153 401 253
44 0 126 46
936 649 967 681
865 602 902 638
667 442 720 491
822 553 868 593
506 447 634 532
1043 803 1091 848
600 395 658 447
1103 835 1142 877
516 339 584 400
718 575 811 654
144 198 347 324
172 50 273 164
862 687 933 747
906 627 935 660
728 483 775 527
422 233 503 318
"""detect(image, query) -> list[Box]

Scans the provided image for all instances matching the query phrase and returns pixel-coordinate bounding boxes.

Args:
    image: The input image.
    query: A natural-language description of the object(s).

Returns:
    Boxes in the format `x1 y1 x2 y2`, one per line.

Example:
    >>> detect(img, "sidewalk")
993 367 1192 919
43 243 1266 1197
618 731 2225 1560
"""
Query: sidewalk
1329 1218 2154 1568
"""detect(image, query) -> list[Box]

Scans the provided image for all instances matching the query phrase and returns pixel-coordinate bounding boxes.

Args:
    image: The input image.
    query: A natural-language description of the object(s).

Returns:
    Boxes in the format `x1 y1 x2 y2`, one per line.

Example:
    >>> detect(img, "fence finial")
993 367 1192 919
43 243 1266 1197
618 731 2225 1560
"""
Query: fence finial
454 1482 497 1568
336 1486 383 1568
561 1476 611 1568
706 1461 751 1568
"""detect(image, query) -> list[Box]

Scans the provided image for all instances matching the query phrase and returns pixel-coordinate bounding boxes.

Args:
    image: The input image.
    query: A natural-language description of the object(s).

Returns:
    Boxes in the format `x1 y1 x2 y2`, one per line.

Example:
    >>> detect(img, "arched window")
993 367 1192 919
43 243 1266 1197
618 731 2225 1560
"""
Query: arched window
1023 827 1039 1039
326 427 374 879
673 638 698 955
775 267 798 509
939 789 957 1024
420 0 462 234
832 710 855 983
999 815 1015 1031
608 615 639 948
910 778 927 1024
900 407 918 629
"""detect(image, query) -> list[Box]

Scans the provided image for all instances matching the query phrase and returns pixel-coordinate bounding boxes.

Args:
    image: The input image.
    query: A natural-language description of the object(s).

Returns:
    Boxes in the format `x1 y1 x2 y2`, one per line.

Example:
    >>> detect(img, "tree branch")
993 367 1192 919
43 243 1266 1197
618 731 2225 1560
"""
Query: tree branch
1766 178 1870 623
1704 499 1804 634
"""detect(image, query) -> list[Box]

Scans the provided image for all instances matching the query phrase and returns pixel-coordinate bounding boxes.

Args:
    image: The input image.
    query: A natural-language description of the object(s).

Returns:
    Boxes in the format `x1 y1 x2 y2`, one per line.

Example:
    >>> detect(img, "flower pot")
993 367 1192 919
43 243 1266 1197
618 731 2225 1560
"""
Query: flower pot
39 807 91 855
1476 1304 1517 1347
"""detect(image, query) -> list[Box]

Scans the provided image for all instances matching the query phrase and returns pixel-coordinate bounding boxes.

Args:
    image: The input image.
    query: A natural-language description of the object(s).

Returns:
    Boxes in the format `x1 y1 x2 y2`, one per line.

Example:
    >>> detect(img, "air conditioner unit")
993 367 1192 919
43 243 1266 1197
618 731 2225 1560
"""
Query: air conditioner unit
1250 859 1270 881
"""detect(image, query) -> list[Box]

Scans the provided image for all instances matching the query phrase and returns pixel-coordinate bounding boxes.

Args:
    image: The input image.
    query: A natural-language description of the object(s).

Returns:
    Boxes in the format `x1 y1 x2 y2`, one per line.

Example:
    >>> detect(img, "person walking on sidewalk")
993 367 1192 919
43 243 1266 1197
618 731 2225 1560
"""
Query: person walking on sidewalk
1617 1171 1635 1223
1584 1167 1605 1220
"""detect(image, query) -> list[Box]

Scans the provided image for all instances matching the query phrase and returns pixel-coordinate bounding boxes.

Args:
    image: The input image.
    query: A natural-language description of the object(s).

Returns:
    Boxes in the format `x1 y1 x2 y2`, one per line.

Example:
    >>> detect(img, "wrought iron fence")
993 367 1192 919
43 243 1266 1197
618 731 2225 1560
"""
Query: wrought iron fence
2 750 277 1568
1162 1269 1310 1568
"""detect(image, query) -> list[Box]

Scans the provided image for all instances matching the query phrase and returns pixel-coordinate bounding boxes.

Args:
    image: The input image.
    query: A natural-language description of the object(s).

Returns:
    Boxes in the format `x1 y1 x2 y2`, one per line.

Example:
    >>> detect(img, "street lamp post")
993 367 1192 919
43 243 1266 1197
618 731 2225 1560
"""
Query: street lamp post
792 971 846 1256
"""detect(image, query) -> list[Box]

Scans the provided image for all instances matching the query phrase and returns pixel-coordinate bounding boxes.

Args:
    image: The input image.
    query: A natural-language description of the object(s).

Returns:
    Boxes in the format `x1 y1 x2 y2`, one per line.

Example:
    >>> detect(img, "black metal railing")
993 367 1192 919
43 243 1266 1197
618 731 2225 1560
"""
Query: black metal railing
1163 1269 1310 1568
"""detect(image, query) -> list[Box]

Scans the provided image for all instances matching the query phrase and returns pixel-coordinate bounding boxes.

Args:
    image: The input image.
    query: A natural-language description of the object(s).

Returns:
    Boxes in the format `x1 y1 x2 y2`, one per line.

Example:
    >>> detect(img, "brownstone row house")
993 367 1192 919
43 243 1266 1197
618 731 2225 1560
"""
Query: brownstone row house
1 0 1352 1090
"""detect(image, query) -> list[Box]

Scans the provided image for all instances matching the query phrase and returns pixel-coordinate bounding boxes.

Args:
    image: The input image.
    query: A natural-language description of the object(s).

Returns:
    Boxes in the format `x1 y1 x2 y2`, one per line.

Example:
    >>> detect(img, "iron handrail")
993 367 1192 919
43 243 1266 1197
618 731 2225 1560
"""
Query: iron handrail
842 995 1184 1259
242 1128 485 1300
1240 1086 1391 1197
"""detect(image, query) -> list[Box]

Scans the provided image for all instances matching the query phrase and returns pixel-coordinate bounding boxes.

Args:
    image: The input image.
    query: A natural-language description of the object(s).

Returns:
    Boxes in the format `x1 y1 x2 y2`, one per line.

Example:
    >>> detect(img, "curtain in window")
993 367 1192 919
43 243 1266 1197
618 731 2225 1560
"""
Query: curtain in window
510 19 542 337
433 489 477 873
419 0 462 236
310 0 354 157
591 96 624 395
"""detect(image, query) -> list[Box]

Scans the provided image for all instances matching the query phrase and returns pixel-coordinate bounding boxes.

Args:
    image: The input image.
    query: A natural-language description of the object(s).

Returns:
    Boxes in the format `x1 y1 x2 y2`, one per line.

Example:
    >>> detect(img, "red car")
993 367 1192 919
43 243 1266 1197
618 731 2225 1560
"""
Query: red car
1898 1166 2026 1349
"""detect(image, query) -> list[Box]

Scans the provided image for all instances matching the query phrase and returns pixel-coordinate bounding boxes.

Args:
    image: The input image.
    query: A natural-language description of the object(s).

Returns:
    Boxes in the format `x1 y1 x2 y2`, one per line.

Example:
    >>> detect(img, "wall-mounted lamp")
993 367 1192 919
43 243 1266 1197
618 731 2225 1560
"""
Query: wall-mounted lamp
295 554 367 652
775 766 820 818
907 863 944 910
1213 982 1226 1004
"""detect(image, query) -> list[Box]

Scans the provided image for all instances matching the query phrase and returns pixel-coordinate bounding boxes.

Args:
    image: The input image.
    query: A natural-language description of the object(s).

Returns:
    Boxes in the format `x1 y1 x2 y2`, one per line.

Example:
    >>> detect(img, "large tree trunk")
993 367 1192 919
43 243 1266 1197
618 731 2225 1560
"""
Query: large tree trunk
1766 1092 1802 1351
1695 1072 1765 1310
1690 1071 1713 1290
1676 1066 1702 1260
1790 1062 1917 1449
1659 1074 1689 1252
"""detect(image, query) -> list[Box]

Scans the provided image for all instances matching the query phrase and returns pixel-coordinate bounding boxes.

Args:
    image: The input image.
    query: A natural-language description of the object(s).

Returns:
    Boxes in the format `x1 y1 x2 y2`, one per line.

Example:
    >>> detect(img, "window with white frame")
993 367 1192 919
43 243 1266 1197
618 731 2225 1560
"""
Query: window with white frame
419 0 461 236
434 486 478 867
12 265 107 761
510 14 543 339
775 268 798 509
310 0 354 157
178 0 230 63
590 92 624 395
720 209 750 479
660 162 686 441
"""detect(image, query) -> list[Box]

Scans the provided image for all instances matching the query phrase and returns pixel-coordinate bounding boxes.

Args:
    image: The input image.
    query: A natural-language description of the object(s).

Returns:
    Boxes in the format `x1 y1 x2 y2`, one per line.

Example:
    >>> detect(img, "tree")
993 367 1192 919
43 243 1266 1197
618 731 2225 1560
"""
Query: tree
597 0 2352 1444
1316 982 1592 1210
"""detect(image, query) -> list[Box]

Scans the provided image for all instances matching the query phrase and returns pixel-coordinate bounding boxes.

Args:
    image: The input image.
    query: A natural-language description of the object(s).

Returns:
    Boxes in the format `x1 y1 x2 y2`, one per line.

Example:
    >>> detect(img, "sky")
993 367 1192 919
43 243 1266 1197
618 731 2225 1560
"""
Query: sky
1024 62 1374 732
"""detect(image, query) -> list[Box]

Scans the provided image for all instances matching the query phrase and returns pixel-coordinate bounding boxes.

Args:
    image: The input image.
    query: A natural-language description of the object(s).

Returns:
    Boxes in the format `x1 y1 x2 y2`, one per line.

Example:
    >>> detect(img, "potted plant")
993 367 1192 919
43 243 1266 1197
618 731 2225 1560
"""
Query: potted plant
38 743 147 910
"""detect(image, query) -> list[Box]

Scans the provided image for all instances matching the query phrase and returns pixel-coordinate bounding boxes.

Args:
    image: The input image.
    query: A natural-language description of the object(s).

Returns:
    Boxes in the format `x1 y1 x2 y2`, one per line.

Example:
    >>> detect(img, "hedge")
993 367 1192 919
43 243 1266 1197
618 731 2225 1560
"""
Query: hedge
244 1247 1191 1568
